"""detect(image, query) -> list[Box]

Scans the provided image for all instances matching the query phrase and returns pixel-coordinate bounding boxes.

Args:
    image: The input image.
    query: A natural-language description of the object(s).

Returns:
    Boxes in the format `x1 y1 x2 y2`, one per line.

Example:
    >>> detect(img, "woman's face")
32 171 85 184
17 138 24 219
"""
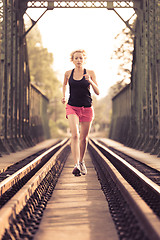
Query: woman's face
73 52 85 67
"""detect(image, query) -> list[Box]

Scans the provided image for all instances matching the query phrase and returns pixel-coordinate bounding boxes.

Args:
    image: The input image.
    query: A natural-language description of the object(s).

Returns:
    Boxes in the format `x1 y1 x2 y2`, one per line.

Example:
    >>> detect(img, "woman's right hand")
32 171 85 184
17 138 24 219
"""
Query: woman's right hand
61 97 66 104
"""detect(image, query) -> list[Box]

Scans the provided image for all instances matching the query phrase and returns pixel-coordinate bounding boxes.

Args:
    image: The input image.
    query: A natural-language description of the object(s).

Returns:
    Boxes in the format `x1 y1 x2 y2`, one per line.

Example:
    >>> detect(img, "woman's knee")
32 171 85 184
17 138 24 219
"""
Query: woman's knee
80 136 88 144
71 132 79 140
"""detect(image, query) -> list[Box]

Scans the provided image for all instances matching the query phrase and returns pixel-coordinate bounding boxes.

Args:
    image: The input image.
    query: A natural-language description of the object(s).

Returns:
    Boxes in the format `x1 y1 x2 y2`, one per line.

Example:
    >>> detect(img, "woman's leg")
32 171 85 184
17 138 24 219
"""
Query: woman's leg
68 114 80 165
79 121 92 162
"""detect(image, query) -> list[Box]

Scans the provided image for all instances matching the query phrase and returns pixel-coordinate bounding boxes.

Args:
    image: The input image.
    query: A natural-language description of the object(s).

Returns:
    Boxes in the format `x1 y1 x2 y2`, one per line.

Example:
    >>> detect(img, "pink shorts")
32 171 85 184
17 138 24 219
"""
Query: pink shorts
66 104 94 122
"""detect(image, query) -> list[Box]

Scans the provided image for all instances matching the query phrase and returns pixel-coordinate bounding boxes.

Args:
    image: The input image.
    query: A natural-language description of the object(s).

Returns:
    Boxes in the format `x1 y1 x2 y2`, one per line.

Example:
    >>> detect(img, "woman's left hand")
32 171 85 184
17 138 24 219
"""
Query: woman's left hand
84 70 100 95
83 74 91 83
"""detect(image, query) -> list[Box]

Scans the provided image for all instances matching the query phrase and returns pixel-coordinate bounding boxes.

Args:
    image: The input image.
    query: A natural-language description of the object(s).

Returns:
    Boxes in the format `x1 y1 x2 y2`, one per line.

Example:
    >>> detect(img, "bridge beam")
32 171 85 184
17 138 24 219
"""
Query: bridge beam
23 0 140 9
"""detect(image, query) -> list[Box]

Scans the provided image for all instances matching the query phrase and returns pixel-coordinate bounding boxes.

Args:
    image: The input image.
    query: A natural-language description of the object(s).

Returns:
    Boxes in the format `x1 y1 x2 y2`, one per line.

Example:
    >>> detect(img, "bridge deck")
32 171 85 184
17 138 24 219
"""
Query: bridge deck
34 150 118 240
1 137 160 178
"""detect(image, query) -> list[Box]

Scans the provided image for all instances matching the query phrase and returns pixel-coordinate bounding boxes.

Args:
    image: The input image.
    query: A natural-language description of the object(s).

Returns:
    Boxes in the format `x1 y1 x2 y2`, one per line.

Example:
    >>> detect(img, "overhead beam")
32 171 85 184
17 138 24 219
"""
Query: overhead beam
25 0 140 9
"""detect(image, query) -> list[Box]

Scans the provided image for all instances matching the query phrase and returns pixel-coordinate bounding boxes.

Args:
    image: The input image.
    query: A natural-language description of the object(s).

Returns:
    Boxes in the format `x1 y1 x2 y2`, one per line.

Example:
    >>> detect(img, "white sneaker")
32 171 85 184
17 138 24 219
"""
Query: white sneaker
79 161 87 175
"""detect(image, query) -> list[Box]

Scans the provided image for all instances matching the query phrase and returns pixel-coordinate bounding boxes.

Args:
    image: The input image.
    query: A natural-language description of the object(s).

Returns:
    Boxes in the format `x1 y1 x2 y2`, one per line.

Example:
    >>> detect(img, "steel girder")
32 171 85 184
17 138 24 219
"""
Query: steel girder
1 0 159 156
0 0 31 153
0 0 49 155
110 0 160 155
25 0 138 9
130 0 160 154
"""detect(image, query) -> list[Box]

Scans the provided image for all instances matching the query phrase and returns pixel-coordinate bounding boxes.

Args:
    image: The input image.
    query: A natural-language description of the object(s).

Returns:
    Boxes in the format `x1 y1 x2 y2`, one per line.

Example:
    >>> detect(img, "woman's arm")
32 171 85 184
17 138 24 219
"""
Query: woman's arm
84 70 100 95
61 71 70 104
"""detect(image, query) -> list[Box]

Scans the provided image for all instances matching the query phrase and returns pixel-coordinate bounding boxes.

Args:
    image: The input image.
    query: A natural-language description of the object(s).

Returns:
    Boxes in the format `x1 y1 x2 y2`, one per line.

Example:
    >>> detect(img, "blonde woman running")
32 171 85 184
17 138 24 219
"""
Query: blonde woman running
62 49 99 176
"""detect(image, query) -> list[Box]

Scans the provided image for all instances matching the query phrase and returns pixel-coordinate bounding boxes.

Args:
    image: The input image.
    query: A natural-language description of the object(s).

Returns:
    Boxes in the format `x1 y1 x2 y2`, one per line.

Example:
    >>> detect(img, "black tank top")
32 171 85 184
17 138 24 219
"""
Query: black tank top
68 69 92 107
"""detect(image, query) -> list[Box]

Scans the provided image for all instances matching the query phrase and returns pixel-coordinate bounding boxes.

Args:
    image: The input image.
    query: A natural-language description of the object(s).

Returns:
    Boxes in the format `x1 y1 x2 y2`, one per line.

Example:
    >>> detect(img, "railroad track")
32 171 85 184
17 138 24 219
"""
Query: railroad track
0 138 70 239
89 139 160 240
0 138 160 239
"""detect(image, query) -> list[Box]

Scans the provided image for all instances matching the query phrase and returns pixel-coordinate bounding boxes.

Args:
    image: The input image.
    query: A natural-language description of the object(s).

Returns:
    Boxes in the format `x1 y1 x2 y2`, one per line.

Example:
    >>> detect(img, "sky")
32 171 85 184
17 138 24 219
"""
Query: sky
26 7 135 98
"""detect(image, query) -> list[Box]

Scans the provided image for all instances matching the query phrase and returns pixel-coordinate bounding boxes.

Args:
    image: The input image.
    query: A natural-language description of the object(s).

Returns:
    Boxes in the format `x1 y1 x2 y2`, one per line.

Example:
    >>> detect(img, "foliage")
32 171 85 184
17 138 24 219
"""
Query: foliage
92 21 136 137
92 95 112 137
108 81 128 98
111 21 135 92
26 25 60 97
26 25 68 137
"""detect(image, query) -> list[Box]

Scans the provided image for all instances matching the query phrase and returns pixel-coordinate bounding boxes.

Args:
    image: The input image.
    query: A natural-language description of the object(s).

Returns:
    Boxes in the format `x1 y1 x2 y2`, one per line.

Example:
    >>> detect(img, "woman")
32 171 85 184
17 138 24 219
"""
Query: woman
62 49 99 176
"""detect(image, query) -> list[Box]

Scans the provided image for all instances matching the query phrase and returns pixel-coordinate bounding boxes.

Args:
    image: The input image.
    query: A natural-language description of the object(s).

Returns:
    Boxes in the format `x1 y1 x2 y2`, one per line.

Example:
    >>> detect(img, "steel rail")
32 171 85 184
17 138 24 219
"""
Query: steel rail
91 139 160 195
89 139 160 240
0 139 70 239
0 138 69 197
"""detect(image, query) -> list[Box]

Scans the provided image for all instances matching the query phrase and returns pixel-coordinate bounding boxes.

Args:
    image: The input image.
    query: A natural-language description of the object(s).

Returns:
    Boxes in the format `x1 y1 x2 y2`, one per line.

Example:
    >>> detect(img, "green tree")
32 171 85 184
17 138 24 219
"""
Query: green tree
26 25 60 97
26 25 68 137
92 81 128 137
92 21 136 137
111 23 135 90
92 95 111 137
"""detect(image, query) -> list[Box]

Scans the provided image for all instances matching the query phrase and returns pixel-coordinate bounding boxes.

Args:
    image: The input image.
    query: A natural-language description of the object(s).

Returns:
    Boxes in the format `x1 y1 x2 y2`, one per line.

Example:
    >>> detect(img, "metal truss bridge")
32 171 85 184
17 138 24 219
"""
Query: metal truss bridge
0 0 160 157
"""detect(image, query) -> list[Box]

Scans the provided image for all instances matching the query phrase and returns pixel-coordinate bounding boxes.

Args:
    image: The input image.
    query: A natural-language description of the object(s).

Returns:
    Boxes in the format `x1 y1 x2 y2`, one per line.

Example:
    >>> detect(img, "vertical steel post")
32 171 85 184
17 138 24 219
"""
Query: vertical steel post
3 0 8 140
0 0 3 133
14 0 18 141
18 9 23 140
10 0 13 140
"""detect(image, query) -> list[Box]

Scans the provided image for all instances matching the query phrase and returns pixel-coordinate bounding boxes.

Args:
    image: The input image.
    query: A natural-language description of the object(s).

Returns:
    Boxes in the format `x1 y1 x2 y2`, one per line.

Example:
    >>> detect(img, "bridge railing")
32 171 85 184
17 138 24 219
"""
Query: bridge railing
109 0 160 155
109 84 131 145
0 77 50 155
30 83 50 143
0 0 50 155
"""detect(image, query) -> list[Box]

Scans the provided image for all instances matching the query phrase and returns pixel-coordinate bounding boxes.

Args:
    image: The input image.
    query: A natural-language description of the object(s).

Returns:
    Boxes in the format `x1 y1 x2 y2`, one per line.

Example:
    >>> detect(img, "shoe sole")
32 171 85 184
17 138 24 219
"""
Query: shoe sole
72 167 81 177
79 167 87 175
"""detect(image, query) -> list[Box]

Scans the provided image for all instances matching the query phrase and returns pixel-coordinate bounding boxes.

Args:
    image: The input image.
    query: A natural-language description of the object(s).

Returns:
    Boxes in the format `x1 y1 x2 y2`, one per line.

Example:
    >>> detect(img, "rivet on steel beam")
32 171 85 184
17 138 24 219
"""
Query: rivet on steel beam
107 2 114 10
47 2 54 10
